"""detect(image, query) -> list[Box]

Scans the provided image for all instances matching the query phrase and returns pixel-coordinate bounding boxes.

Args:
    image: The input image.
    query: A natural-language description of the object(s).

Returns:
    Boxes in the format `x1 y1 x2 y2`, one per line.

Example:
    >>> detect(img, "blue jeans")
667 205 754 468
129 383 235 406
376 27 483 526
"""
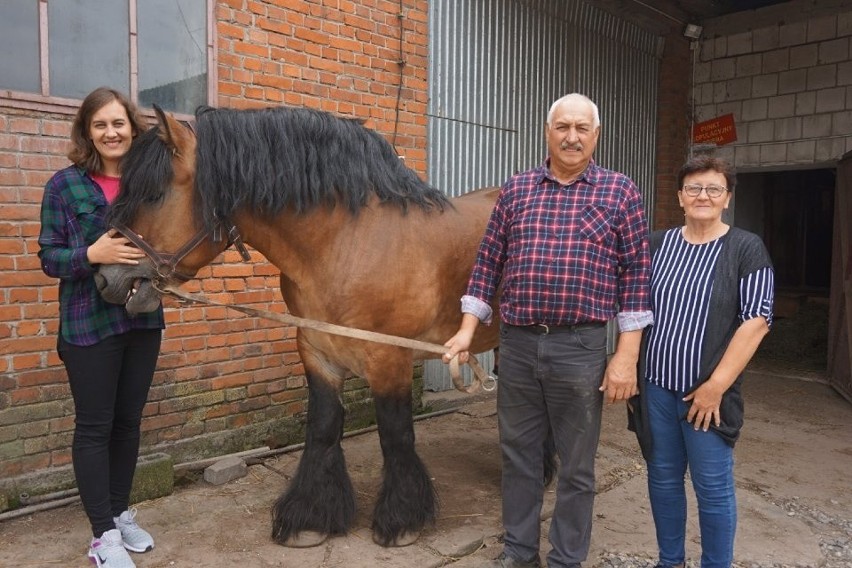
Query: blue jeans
645 381 736 568
497 323 606 568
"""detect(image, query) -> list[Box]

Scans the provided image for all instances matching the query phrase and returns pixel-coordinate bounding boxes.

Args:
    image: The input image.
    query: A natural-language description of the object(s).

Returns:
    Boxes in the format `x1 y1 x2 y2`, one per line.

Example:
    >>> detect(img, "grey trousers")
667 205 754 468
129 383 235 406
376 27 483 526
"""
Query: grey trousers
497 323 607 568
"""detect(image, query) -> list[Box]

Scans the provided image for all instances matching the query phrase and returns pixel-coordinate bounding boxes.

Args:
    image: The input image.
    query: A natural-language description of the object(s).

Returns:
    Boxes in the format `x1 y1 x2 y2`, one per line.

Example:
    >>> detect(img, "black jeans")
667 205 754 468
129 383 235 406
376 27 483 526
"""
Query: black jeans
59 329 161 537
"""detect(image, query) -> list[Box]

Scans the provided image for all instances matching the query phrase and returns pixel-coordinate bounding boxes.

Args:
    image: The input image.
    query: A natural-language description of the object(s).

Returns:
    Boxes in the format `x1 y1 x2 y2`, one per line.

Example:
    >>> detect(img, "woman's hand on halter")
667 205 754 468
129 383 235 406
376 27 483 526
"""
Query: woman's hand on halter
87 228 147 265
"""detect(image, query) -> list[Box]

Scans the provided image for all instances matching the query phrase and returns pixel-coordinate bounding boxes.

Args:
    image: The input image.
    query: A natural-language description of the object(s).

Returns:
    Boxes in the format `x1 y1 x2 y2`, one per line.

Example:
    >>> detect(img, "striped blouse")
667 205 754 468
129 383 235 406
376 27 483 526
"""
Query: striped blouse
644 228 774 392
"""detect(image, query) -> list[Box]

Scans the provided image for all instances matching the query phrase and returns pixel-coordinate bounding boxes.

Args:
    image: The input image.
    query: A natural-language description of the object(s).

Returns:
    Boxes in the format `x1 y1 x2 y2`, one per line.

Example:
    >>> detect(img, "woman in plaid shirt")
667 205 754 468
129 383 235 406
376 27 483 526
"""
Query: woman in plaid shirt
38 87 164 568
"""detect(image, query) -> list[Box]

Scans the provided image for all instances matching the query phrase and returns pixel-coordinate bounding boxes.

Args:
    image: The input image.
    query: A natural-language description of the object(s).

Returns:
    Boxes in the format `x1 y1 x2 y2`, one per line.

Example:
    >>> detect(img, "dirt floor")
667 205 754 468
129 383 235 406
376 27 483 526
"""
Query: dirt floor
0 368 850 568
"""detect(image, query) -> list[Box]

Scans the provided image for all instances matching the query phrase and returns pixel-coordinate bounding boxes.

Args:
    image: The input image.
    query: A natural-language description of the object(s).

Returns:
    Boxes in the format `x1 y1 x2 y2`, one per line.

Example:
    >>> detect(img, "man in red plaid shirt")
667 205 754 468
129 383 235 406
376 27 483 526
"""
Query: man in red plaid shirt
444 93 652 568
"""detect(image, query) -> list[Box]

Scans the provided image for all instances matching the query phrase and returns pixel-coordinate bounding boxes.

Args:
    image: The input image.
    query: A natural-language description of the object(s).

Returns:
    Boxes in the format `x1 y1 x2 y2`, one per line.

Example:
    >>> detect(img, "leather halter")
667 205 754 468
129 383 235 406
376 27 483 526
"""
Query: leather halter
113 221 251 283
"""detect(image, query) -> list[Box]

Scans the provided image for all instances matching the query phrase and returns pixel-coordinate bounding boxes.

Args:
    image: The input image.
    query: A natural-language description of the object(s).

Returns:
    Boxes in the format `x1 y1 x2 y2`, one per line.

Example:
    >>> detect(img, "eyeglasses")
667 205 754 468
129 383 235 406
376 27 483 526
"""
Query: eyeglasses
681 184 728 198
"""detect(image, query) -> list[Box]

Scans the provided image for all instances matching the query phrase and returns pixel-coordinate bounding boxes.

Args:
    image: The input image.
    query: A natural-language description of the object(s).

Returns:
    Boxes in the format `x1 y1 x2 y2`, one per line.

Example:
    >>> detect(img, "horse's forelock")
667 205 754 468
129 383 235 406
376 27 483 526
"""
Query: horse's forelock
192 106 449 222
108 127 175 228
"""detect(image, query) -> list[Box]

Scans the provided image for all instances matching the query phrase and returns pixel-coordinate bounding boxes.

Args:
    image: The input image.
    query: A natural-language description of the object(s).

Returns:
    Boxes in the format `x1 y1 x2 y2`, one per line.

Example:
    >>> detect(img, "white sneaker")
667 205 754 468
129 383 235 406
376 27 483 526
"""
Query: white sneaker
113 508 155 553
88 529 136 568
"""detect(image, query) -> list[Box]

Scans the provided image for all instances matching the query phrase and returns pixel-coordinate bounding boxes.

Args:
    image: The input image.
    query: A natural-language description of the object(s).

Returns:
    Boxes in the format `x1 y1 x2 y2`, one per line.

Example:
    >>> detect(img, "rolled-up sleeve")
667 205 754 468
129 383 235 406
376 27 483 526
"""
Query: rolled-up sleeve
617 310 654 332
461 294 493 325
739 267 774 327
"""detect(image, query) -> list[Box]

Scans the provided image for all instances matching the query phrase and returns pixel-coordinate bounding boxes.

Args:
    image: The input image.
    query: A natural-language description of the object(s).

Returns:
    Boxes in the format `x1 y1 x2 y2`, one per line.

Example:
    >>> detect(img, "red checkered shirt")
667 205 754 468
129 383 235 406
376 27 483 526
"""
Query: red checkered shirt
464 160 652 328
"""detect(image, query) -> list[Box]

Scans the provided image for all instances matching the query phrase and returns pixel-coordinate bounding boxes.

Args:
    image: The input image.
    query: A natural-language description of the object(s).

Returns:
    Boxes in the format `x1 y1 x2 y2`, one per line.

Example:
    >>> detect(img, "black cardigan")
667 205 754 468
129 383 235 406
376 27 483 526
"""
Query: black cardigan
628 226 773 460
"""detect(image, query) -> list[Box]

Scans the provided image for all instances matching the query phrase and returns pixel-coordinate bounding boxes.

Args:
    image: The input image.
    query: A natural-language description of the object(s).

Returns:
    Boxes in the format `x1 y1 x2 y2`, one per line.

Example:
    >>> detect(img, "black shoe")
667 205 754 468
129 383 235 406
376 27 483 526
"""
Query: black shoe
481 552 541 568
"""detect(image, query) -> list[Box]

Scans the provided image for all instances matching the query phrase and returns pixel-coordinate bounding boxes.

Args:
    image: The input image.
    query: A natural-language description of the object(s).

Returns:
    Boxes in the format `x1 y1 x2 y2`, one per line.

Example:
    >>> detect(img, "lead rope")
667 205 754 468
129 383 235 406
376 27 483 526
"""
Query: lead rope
160 284 496 394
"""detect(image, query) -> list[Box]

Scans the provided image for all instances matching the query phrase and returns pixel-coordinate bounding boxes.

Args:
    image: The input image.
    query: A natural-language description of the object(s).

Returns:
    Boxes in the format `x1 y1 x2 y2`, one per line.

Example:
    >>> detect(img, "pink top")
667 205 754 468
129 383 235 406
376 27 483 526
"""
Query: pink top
91 173 120 203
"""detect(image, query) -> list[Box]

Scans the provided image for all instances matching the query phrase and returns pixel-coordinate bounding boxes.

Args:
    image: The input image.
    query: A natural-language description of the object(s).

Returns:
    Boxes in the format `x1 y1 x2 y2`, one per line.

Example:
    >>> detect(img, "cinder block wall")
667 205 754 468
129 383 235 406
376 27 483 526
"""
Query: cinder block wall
0 0 429 499
692 0 852 168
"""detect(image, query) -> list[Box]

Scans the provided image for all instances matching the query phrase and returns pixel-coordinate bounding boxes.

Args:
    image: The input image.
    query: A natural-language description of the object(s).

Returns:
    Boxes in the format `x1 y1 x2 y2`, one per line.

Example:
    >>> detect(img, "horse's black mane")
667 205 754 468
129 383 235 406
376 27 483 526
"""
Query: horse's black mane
108 125 173 228
109 106 449 230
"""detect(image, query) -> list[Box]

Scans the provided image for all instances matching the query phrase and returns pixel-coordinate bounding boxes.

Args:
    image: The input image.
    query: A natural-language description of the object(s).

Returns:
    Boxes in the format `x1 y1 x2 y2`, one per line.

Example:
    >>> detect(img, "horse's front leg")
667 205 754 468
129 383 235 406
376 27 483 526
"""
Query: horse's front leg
370 357 437 547
271 359 354 547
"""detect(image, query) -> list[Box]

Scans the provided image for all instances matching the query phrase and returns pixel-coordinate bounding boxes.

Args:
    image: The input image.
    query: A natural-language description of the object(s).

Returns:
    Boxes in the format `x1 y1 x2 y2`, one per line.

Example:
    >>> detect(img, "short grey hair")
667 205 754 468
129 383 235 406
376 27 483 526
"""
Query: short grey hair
547 93 600 129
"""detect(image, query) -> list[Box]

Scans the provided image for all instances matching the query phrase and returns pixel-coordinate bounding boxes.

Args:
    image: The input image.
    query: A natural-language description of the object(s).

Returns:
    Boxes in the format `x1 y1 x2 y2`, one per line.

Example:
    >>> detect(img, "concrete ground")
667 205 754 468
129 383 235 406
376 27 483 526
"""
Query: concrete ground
0 368 850 567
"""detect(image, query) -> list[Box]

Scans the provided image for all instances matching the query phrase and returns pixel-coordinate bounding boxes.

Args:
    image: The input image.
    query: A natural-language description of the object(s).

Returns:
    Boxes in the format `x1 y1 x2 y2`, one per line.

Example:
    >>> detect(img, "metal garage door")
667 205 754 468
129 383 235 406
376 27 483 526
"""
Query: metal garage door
425 0 661 391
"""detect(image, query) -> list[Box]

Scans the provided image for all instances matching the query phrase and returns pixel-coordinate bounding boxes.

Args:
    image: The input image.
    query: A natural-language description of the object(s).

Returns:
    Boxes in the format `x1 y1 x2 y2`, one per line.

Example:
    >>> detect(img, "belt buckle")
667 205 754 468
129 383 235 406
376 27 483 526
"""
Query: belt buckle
536 323 550 335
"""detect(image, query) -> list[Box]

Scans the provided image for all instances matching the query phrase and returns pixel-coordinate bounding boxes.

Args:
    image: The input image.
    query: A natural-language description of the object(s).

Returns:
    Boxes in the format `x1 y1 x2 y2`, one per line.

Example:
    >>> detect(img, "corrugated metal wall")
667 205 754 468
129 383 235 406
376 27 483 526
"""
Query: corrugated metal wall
424 0 663 391
427 0 660 200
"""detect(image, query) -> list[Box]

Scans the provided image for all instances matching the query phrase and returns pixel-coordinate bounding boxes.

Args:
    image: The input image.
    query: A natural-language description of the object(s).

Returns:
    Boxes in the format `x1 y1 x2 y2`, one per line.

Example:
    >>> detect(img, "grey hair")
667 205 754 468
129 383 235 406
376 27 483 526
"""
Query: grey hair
547 93 600 128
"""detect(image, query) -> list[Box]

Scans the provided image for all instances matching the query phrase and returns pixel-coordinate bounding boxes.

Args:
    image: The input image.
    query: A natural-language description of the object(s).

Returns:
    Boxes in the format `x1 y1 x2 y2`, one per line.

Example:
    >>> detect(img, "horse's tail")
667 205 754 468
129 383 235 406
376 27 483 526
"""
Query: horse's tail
543 426 557 487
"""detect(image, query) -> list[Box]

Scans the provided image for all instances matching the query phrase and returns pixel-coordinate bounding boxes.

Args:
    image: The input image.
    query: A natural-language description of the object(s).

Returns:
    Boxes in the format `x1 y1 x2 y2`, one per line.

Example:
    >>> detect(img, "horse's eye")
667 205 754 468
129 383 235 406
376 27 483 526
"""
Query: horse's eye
143 192 165 205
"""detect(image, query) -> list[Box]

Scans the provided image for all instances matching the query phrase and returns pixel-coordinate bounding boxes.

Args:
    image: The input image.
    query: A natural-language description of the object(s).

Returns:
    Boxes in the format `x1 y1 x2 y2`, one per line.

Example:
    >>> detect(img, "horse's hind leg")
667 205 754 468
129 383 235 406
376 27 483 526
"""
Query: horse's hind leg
271 372 355 547
371 382 437 547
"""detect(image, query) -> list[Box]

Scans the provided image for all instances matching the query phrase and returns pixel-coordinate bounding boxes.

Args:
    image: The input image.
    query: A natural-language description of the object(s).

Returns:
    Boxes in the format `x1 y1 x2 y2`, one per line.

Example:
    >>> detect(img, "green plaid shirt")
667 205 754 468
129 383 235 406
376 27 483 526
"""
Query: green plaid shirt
38 165 164 346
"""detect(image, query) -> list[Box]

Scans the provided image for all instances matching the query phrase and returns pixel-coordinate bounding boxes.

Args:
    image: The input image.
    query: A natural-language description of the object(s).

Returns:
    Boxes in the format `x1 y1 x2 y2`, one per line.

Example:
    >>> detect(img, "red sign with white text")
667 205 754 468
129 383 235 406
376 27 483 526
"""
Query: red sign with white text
692 113 737 146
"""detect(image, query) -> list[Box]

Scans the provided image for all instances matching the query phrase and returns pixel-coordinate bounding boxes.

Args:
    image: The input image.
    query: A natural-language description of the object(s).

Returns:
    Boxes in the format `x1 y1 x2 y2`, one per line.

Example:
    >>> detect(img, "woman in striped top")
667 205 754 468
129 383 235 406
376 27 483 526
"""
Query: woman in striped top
629 156 774 568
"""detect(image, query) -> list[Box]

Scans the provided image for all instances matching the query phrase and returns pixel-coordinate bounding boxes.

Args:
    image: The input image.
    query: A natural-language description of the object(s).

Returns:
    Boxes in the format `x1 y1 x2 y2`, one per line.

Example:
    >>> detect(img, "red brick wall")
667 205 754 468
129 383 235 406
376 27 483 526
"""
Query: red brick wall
0 110 74 478
0 0 429 486
216 0 430 171
653 31 692 231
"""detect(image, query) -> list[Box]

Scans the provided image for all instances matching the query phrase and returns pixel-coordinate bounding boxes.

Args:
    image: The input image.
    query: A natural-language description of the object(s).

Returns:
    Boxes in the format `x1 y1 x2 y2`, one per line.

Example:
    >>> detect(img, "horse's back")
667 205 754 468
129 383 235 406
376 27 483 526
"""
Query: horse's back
452 186 501 202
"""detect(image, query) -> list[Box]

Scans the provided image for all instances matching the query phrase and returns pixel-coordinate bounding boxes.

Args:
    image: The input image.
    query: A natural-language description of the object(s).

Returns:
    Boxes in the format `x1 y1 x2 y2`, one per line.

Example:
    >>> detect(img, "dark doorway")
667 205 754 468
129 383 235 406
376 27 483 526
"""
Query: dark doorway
738 169 835 292
737 168 835 374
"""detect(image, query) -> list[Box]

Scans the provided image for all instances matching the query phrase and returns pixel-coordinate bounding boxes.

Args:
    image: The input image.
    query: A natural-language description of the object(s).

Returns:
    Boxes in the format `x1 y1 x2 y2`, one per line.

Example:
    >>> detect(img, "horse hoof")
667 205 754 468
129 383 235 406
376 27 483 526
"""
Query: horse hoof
373 530 420 547
283 530 328 548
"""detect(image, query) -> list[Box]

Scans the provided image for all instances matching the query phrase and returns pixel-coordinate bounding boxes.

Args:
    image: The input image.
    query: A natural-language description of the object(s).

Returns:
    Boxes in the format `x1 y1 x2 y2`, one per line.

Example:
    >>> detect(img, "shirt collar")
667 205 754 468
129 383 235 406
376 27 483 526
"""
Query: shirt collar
537 158 599 187
75 165 94 181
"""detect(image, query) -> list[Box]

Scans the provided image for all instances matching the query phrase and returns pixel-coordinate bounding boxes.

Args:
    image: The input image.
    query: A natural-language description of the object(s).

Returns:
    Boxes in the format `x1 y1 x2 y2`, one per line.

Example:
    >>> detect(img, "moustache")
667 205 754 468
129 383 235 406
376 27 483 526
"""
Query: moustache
560 141 583 151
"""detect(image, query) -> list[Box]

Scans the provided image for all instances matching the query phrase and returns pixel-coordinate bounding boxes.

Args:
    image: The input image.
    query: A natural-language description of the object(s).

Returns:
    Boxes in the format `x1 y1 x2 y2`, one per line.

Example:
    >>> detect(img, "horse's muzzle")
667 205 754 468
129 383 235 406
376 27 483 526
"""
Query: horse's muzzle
96 263 163 315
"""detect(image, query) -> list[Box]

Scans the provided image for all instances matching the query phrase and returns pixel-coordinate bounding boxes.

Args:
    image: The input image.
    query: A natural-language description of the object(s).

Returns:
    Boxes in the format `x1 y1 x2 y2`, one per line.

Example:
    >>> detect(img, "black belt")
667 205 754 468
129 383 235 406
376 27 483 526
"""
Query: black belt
518 322 606 335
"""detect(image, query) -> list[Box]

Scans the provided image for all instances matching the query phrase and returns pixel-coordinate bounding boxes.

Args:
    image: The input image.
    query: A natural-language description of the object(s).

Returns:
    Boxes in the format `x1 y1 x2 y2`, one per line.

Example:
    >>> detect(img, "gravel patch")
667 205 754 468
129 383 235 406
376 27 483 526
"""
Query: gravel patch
594 494 852 568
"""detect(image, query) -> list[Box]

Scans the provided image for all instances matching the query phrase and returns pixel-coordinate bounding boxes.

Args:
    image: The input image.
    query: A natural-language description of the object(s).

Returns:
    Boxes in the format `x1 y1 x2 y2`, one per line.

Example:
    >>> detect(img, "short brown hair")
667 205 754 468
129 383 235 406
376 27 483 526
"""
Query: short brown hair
677 155 737 192
67 87 148 174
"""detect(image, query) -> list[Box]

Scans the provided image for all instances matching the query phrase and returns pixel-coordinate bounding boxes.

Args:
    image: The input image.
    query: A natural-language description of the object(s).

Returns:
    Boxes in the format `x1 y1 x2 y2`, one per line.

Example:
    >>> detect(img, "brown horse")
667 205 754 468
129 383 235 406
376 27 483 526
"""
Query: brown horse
95 105 503 548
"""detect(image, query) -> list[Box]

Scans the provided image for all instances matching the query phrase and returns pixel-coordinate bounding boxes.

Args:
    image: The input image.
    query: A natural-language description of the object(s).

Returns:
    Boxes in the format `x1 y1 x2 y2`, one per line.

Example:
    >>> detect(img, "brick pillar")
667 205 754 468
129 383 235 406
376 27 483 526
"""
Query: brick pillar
654 31 693 230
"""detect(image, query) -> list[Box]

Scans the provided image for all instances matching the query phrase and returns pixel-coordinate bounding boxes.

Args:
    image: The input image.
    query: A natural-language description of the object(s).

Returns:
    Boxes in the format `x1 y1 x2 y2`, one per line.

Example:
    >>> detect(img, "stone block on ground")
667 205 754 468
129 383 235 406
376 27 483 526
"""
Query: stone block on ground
203 456 248 485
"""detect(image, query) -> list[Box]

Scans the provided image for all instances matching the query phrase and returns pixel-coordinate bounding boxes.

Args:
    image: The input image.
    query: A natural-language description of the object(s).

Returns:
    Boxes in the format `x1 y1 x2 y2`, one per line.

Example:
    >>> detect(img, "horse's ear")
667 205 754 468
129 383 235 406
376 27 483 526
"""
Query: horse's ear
152 104 169 132
152 104 182 153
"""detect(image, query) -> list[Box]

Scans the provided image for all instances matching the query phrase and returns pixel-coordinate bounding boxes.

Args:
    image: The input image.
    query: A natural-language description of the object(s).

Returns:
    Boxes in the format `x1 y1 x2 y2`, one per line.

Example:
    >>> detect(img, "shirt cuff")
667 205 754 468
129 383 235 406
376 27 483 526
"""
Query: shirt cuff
72 246 96 278
617 310 654 332
461 295 493 325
